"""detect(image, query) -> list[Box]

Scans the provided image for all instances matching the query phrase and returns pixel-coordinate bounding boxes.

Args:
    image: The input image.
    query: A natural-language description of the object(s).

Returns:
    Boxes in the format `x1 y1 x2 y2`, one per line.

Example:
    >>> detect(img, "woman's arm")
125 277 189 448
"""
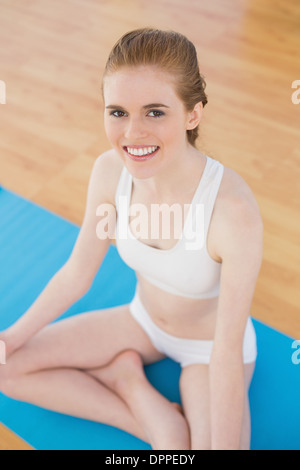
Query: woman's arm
2 152 117 355
3 262 91 355
209 179 263 450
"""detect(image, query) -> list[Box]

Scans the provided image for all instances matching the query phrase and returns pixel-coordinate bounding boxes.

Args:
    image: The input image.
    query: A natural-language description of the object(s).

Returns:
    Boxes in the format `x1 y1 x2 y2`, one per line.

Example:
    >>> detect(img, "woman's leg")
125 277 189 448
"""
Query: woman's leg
179 364 211 450
179 362 255 450
0 304 165 442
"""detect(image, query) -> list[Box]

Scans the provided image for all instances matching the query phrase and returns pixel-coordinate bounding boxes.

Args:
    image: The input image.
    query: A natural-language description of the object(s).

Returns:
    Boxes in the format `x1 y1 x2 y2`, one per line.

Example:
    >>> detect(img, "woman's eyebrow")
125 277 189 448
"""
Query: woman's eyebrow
143 103 170 109
105 103 170 110
105 104 126 110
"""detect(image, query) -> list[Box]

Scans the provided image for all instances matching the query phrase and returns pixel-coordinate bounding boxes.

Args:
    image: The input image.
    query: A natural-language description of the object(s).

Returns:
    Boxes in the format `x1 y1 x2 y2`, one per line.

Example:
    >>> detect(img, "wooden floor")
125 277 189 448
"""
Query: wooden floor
0 0 299 450
0 425 32 450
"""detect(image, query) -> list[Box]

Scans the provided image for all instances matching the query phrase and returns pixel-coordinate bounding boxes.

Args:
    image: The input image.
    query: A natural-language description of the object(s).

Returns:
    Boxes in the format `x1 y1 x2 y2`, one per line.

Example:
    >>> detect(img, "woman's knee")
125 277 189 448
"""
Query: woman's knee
179 364 211 450
0 347 28 397
0 363 19 397
190 433 211 450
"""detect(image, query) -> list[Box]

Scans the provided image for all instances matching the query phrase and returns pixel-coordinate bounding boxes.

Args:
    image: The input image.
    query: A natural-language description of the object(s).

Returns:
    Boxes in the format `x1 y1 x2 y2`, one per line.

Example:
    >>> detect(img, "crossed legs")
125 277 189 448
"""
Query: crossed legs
0 305 255 450
0 305 189 449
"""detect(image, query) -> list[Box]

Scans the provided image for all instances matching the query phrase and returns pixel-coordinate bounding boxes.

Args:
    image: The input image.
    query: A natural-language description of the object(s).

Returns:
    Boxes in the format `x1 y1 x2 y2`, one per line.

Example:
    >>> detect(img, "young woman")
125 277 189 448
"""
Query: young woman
0 29 263 450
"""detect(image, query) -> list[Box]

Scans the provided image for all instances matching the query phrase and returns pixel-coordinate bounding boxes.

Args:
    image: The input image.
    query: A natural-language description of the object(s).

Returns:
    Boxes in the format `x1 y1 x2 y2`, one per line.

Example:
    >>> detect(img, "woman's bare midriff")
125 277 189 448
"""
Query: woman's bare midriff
136 274 219 340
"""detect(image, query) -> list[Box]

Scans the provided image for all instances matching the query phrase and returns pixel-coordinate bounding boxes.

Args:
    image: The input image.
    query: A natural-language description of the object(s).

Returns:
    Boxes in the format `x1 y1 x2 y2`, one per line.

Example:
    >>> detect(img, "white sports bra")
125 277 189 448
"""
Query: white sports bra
114 155 224 299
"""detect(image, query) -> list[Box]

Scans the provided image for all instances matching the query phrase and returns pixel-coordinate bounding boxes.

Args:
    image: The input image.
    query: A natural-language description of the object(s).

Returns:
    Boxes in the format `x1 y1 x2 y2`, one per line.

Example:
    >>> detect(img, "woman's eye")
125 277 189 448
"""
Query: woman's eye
110 110 126 117
148 110 165 118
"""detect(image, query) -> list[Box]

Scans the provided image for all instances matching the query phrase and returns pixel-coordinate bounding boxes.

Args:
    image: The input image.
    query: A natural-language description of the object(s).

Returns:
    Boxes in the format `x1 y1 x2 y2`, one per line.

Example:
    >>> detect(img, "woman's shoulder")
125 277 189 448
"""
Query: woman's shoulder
211 163 263 261
216 163 263 228
91 149 124 205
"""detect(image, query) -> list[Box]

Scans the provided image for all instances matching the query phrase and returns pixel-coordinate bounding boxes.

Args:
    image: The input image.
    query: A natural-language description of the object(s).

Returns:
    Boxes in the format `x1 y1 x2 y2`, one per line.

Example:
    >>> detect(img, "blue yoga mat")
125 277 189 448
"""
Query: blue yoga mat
0 187 299 450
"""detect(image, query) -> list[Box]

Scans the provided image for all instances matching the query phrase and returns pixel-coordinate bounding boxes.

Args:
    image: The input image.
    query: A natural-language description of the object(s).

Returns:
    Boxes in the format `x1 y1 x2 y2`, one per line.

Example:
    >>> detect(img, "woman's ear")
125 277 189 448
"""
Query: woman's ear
186 102 203 130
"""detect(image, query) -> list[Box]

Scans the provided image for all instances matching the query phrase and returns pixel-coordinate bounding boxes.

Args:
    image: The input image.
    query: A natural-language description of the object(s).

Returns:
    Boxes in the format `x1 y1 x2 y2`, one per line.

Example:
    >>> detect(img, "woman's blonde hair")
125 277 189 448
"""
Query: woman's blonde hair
103 28 208 147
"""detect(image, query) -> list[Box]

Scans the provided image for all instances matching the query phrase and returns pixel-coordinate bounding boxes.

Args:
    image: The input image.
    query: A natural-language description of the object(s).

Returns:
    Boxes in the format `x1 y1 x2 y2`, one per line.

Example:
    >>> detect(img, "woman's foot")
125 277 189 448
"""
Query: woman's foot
90 350 190 450
92 349 145 392
91 350 183 411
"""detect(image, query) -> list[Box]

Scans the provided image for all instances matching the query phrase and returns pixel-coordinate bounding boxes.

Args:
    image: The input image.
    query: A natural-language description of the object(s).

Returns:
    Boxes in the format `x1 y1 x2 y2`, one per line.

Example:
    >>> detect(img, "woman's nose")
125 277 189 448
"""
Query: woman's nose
124 118 148 140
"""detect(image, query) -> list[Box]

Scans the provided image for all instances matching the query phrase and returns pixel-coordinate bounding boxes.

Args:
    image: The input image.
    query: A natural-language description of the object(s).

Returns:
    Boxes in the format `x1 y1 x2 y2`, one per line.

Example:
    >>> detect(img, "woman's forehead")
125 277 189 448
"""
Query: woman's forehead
103 66 178 104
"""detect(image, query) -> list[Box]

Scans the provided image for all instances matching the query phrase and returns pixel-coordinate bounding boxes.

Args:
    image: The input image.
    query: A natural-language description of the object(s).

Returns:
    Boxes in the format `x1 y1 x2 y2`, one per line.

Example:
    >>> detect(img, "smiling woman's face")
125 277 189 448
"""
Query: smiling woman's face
103 66 195 178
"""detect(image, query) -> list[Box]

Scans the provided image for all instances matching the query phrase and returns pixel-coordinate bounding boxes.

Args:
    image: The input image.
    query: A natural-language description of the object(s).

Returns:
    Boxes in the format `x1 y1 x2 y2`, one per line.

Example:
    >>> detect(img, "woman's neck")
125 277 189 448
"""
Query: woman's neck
136 146 206 201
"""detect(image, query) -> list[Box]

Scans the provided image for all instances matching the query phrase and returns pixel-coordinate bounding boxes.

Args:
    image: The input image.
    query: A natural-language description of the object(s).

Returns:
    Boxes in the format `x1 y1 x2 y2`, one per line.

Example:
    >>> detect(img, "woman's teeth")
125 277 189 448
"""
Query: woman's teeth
126 146 159 156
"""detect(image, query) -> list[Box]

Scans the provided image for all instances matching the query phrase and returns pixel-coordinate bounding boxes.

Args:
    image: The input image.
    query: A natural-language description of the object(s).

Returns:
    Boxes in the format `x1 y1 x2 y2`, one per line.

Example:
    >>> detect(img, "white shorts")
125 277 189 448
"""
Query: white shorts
129 290 257 368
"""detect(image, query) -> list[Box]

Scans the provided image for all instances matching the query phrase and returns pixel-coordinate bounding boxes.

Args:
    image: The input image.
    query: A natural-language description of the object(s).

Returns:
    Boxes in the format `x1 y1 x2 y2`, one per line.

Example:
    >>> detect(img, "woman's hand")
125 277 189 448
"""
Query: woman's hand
0 328 23 360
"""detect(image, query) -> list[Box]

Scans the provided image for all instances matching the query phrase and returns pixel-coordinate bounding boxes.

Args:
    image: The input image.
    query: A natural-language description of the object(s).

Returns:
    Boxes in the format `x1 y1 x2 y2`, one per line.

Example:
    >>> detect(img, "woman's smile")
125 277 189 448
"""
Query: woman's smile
123 145 160 162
